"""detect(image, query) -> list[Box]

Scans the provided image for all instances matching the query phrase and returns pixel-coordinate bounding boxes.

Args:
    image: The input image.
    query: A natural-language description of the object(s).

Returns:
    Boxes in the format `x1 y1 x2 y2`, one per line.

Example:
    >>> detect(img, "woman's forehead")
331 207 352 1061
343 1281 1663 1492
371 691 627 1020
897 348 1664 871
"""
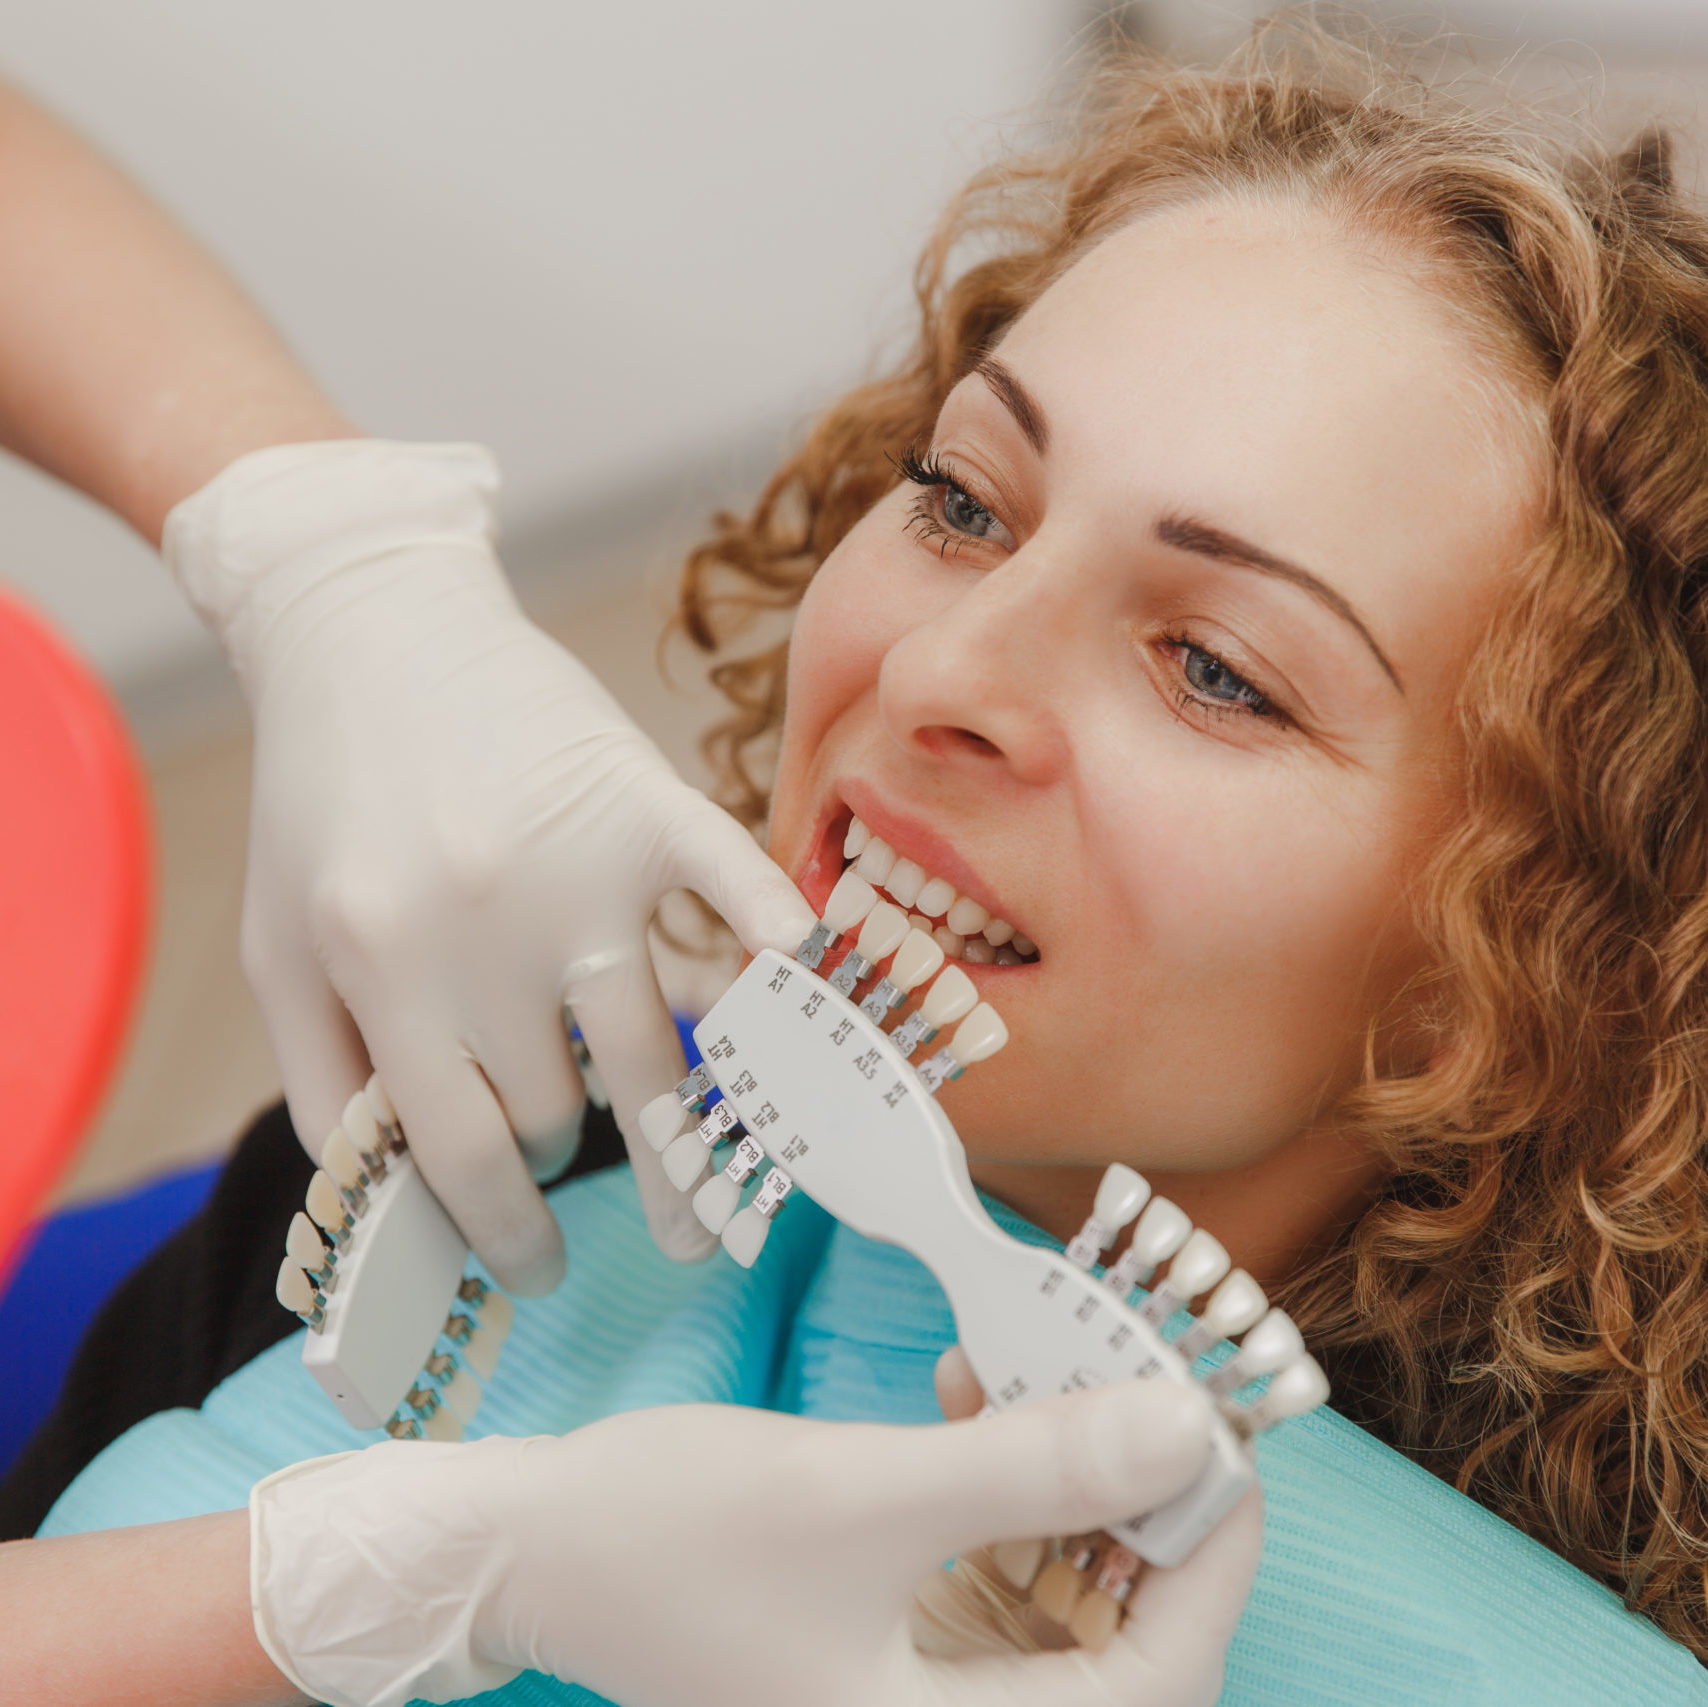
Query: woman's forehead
971 198 1545 673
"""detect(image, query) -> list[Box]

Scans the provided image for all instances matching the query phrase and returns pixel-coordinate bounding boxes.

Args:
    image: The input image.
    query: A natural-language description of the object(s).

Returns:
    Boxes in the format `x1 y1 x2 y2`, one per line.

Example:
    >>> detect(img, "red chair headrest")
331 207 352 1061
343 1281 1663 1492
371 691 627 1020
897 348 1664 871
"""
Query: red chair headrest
0 587 152 1282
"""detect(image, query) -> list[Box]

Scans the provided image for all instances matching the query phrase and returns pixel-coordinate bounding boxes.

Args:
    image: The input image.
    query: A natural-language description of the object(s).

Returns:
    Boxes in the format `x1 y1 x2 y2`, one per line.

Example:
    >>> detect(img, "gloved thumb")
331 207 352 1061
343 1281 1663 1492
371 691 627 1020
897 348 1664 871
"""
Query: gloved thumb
875 1380 1216 1568
664 793 817 957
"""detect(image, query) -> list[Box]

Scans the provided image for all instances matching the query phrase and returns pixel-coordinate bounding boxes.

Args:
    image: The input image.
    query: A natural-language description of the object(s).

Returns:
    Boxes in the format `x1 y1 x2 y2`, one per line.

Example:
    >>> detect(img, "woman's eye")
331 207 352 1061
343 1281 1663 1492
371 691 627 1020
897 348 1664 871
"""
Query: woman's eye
1176 640 1272 717
941 483 1000 539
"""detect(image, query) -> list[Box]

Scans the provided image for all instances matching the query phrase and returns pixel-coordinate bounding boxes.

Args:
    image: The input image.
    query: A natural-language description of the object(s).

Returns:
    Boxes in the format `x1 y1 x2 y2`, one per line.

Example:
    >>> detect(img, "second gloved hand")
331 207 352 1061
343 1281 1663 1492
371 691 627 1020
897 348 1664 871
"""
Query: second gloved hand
251 1378 1262 1707
165 440 817 1290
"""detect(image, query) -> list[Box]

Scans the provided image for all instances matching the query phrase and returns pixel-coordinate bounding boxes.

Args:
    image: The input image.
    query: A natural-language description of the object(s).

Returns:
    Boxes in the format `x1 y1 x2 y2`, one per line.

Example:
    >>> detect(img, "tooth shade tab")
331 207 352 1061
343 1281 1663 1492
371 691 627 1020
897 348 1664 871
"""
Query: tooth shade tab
915 875 956 917
946 897 989 937
286 1212 333 1278
885 857 926 908
276 1258 323 1328
949 1003 1008 1066
693 1171 742 1233
854 837 897 886
1237 1354 1331 1435
825 869 878 930
663 1131 713 1190
364 1073 398 1131
1205 1307 1306 1396
305 1171 353 1241
436 1367 483 1423
982 918 1015 946
639 1091 693 1152
920 964 977 1029
320 1127 365 1191
1104 1196 1192 1295
856 901 910 962
342 1092 386 1171
1065 1163 1151 1270
1176 1269 1268 1359
889 928 945 993
843 816 871 859
1139 1228 1230 1326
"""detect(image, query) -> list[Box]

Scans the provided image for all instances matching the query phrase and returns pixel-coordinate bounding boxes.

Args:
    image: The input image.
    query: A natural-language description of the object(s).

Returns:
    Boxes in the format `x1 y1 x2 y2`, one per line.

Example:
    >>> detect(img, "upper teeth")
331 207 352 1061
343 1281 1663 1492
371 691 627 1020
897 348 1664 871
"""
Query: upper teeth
843 816 1036 965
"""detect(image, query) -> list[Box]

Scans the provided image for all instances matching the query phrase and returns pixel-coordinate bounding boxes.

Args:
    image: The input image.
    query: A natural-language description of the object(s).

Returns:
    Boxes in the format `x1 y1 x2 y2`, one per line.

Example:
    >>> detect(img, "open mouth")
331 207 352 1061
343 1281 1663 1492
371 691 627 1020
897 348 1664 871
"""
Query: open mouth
800 802 1040 968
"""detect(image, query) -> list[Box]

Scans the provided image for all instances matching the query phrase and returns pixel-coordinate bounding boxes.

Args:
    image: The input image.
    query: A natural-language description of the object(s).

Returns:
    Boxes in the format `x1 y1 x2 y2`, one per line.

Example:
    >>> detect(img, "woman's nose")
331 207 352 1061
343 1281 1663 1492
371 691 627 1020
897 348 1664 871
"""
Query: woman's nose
877 556 1069 787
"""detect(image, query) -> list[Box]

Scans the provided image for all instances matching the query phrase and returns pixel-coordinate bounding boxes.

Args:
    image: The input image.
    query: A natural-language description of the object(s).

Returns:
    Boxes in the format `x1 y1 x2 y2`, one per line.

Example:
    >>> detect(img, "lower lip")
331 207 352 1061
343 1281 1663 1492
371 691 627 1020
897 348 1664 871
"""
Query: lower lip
794 802 1039 976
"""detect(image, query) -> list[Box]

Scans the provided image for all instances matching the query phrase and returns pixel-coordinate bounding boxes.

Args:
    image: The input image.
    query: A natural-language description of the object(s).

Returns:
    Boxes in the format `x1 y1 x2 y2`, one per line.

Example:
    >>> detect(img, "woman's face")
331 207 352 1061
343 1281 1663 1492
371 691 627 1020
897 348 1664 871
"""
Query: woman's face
766 197 1542 1253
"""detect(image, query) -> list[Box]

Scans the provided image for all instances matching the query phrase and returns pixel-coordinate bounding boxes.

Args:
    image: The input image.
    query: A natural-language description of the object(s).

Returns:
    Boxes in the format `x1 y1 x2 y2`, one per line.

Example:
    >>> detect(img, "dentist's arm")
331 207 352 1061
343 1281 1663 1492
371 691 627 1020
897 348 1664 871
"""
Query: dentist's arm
0 80 815 1283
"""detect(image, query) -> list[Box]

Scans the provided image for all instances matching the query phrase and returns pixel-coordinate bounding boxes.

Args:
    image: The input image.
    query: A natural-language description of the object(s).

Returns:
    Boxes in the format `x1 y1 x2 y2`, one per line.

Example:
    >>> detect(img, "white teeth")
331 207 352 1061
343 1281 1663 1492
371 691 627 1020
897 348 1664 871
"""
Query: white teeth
948 1002 1008 1066
321 1129 364 1191
982 918 1014 946
915 875 956 917
824 869 878 931
961 937 995 964
946 897 989 937
1010 932 1036 959
889 928 945 992
885 857 926 908
856 901 910 962
920 963 978 1028
286 1212 328 1272
933 926 965 959
855 837 897 885
844 816 871 859
994 947 1023 966
1200 1271 1268 1341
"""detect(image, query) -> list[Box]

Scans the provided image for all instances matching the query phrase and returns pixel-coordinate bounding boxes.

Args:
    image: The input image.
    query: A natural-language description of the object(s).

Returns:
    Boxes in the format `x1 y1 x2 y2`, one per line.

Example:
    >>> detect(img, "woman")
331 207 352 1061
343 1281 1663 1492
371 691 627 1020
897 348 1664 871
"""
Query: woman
20 17 1708 1703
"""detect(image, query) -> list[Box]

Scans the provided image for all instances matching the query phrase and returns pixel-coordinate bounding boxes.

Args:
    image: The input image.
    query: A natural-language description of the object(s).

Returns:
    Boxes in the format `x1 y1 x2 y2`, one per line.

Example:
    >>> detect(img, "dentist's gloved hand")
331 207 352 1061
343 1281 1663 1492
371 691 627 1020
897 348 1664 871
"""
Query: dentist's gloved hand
165 440 815 1290
250 1381 1262 1707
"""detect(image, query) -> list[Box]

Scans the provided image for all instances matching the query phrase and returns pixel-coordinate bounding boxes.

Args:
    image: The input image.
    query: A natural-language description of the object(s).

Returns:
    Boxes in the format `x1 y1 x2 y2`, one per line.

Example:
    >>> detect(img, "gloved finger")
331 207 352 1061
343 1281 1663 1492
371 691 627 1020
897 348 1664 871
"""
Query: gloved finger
469 1008 586 1182
360 1029 566 1296
869 1380 1215 1572
1113 1482 1262 1682
662 793 817 957
246 932 372 1161
565 948 719 1263
934 1345 987 1422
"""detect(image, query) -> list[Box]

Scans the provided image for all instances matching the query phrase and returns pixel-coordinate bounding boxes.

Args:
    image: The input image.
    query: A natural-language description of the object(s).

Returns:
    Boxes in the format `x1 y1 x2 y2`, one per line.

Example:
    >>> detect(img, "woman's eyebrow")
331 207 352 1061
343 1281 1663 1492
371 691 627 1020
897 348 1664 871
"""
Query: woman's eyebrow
974 355 1050 455
1156 513 1405 695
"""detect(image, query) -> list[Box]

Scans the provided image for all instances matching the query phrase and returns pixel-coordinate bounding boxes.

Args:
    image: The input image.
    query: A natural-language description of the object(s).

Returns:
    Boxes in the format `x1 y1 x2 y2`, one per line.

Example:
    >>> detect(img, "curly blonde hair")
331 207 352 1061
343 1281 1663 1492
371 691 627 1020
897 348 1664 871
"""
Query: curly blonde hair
675 14 1708 1660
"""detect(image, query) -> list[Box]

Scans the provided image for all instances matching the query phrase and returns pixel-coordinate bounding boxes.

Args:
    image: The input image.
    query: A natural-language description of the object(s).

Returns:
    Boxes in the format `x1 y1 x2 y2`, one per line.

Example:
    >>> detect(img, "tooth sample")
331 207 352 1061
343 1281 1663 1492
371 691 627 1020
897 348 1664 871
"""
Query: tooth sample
1103 1197 1192 1296
1175 1269 1268 1360
859 927 945 1022
915 875 956 917
305 1171 354 1243
829 900 910 996
1065 1163 1151 1270
990 1537 1046 1590
640 1091 694 1152
1138 1228 1230 1327
855 836 898 886
961 937 995 964
276 1258 325 1329
843 816 871 858
365 1074 402 1149
343 1091 388 1179
933 926 965 959
286 1212 336 1287
888 961 975 1057
694 1135 764 1234
321 1128 366 1192
1030 1539 1096 1625
1068 1547 1141 1653
796 869 879 969
982 918 1015 947
1204 1307 1306 1397
946 896 989 937
884 857 926 908
1011 932 1037 959
1239 1354 1331 1434
721 1166 793 1268
915 1001 1009 1093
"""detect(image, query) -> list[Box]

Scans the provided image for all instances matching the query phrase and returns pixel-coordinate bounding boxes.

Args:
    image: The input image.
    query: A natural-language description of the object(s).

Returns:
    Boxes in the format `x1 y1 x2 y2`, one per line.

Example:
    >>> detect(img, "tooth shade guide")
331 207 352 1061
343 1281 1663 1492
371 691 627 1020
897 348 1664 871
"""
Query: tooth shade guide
677 948 1321 1569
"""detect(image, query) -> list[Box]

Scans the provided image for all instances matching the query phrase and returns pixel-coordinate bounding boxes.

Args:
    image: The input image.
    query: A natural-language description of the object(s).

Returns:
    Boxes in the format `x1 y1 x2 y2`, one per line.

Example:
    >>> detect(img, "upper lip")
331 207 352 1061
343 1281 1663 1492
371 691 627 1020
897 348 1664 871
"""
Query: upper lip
837 778 1027 938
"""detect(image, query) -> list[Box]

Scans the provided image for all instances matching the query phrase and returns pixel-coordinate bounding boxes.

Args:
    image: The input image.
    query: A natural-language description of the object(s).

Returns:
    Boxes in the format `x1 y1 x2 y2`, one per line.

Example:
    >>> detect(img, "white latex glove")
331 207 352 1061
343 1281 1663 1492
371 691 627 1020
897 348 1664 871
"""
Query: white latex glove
165 440 815 1289
251 1381 1262 1707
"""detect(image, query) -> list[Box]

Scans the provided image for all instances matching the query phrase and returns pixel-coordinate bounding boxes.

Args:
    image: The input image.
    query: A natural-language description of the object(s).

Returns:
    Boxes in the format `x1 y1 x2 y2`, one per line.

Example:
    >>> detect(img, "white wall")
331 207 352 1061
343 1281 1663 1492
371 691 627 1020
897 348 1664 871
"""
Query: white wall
0 1 1081 692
